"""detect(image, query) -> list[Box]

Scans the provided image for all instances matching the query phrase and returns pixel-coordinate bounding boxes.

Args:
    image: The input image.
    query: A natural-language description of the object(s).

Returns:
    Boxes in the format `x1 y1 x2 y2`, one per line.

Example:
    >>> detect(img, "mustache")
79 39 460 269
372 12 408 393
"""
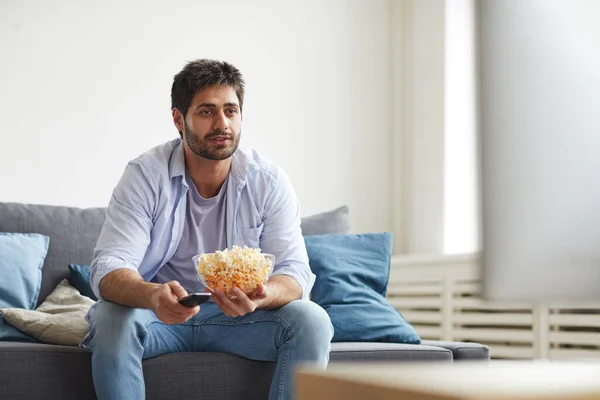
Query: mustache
205 131 233 140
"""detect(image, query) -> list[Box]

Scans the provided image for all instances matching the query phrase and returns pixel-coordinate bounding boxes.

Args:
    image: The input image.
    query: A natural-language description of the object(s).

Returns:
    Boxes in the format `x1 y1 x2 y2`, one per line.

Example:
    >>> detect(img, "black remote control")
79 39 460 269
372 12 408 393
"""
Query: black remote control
178 293 212 307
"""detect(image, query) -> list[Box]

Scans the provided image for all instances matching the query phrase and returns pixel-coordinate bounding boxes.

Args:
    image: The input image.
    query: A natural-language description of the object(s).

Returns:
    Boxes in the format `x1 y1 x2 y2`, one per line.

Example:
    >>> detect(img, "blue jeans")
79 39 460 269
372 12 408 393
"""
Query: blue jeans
84 300 333 400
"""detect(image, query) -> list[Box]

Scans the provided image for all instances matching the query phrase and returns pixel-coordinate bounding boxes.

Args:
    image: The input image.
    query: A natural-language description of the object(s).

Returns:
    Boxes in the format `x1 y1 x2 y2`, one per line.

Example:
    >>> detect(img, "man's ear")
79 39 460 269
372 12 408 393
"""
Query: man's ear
172 108 184 133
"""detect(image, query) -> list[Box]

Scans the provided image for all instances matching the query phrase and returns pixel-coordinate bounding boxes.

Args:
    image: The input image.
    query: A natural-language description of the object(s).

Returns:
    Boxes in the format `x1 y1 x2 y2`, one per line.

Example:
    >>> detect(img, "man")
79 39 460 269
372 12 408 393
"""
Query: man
82 59 334 400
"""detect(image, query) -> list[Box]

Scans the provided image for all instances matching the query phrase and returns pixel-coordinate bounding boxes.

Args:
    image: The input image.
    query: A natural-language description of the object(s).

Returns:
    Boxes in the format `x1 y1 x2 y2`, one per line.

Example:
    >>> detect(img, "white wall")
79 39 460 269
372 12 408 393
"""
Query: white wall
390 0 446 254
443 0 478 254
391 0 480 255
0 0 391 235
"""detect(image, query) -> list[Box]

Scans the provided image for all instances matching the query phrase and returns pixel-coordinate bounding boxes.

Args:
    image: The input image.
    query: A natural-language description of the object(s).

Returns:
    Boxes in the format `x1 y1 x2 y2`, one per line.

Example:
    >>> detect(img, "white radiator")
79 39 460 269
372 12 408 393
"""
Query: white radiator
387 254 600 360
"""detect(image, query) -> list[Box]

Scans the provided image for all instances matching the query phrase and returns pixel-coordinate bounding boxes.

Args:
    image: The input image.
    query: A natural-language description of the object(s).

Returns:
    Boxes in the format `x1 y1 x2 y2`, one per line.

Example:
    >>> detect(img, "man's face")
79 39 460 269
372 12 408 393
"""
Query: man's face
179 85 242 161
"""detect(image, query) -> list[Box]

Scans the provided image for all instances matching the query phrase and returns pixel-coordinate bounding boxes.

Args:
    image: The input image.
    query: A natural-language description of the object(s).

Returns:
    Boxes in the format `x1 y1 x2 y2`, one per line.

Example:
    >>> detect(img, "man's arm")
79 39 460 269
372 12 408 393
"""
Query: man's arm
100 269 159 309
101 269 198 324
210 166 314 317
90 162 198 323
257 275 302 309
258 166 315 301
90 162 156 301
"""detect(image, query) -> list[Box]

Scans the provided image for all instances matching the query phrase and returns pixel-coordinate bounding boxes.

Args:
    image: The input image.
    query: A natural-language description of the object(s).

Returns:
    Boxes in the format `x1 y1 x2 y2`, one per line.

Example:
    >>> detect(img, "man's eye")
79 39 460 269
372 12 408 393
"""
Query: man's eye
226 109 238 115
200 109 211 116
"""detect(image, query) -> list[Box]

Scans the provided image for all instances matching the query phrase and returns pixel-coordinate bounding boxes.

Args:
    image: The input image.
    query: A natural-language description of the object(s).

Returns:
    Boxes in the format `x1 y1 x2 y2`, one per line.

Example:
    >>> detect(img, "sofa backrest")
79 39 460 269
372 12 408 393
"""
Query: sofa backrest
0 202 106 306
0 202 350 306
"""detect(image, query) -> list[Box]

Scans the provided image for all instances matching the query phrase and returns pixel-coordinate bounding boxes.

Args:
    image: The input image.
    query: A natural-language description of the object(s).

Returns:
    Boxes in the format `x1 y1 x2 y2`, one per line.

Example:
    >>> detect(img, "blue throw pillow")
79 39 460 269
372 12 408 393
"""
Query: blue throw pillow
305 233 421 344
68 264 97 301
0 232 49 342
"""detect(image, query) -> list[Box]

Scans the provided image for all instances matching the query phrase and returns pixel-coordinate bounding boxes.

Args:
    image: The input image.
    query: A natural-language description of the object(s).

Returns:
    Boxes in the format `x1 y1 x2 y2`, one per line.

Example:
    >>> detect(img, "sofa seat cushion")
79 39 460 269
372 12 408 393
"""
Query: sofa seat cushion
0 342 96 400
420 340 490 361
0 342 275 400
329 342 452 362
0 341 456 400
142 352 275 400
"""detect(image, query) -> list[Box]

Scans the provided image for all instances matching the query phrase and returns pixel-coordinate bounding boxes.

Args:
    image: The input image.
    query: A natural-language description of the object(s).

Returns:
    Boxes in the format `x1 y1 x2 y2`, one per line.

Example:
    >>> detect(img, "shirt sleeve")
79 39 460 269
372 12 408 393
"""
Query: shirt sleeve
260 166 315 299
90 162 157 300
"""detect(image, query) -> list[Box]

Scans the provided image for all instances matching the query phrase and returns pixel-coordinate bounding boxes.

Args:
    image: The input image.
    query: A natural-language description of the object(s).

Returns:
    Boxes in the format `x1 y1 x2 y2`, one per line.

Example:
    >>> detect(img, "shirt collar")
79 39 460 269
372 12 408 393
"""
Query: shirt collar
168 138 259 188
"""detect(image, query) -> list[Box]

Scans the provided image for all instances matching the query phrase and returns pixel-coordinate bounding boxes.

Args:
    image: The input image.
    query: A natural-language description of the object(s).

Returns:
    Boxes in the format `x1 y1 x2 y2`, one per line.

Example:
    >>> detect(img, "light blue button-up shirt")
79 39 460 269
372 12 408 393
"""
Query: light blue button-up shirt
88 138 315 314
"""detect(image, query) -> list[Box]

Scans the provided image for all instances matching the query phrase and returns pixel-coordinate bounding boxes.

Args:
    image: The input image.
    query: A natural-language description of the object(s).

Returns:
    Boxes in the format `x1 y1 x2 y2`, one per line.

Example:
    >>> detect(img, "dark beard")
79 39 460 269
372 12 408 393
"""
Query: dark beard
184 121 240 161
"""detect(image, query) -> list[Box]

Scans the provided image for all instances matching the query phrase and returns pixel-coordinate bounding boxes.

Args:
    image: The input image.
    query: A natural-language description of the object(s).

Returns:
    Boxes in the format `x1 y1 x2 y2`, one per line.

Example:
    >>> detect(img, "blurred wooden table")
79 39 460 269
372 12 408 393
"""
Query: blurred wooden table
296 361 600 400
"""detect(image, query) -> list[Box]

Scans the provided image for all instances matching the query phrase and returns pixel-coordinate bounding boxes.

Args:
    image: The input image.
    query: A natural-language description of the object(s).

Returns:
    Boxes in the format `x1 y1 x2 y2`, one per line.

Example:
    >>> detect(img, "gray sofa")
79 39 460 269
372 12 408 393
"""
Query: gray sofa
0 202 489 400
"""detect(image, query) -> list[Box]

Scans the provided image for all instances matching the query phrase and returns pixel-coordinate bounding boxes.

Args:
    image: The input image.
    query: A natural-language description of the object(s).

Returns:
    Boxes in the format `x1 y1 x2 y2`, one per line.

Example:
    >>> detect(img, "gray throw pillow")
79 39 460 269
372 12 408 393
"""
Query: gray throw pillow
300 206 350 236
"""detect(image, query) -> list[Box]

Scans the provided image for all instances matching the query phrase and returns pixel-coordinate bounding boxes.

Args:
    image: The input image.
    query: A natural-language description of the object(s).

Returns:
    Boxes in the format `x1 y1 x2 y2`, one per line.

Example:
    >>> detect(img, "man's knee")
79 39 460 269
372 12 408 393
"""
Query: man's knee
89 301 154 347
282 300 334 342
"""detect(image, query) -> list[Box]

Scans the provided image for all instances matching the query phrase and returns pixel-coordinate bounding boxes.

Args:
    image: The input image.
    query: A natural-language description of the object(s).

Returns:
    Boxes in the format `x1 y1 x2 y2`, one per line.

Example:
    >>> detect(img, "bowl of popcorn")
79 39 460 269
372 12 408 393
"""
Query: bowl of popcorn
192 246 275 297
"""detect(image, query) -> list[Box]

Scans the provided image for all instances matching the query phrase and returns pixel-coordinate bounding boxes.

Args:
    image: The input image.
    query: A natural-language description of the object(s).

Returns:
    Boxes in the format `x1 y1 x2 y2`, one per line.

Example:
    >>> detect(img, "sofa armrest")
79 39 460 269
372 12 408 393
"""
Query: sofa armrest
420 340 490 361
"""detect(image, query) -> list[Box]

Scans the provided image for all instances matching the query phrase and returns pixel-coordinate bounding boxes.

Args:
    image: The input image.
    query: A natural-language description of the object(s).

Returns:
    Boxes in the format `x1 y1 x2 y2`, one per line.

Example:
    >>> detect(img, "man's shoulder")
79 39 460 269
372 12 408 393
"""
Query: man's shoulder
234 146 282 183
129 138 181 175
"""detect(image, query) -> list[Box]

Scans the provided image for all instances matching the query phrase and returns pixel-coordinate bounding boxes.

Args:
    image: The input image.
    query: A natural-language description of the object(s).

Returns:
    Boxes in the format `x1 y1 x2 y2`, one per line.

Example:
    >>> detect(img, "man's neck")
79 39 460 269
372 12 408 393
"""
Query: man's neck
184 149 232 199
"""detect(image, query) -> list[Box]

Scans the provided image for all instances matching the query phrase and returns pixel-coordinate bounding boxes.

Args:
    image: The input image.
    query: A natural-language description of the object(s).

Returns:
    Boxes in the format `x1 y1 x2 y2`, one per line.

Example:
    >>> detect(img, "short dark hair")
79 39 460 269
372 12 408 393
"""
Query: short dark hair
171 59 245 131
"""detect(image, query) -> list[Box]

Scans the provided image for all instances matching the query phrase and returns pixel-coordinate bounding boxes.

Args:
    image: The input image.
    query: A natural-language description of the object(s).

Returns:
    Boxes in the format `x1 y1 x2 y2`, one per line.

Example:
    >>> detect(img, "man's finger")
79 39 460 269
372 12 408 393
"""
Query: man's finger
211 291 236 317
216 290 241 316
221 291 246 315
168 281 188 299
160 307 186 323
251 284 267 299
172 302 198 317
232 287 254 311
215 289 246 317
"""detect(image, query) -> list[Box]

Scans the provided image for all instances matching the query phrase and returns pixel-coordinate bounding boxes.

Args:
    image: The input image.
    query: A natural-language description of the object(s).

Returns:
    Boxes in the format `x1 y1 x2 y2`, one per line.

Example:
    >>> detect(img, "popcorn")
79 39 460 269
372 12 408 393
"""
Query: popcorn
195 246 274 296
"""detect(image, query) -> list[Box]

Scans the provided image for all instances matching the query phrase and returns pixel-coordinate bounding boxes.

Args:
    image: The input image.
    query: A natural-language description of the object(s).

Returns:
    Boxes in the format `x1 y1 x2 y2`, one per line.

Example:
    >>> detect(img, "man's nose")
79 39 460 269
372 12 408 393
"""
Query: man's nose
213 111 229 131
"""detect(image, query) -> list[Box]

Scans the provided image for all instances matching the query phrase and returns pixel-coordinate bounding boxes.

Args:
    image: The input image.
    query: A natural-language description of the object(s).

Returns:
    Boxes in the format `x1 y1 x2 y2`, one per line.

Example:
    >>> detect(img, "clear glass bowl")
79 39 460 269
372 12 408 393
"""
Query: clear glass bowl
192 252 275 296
